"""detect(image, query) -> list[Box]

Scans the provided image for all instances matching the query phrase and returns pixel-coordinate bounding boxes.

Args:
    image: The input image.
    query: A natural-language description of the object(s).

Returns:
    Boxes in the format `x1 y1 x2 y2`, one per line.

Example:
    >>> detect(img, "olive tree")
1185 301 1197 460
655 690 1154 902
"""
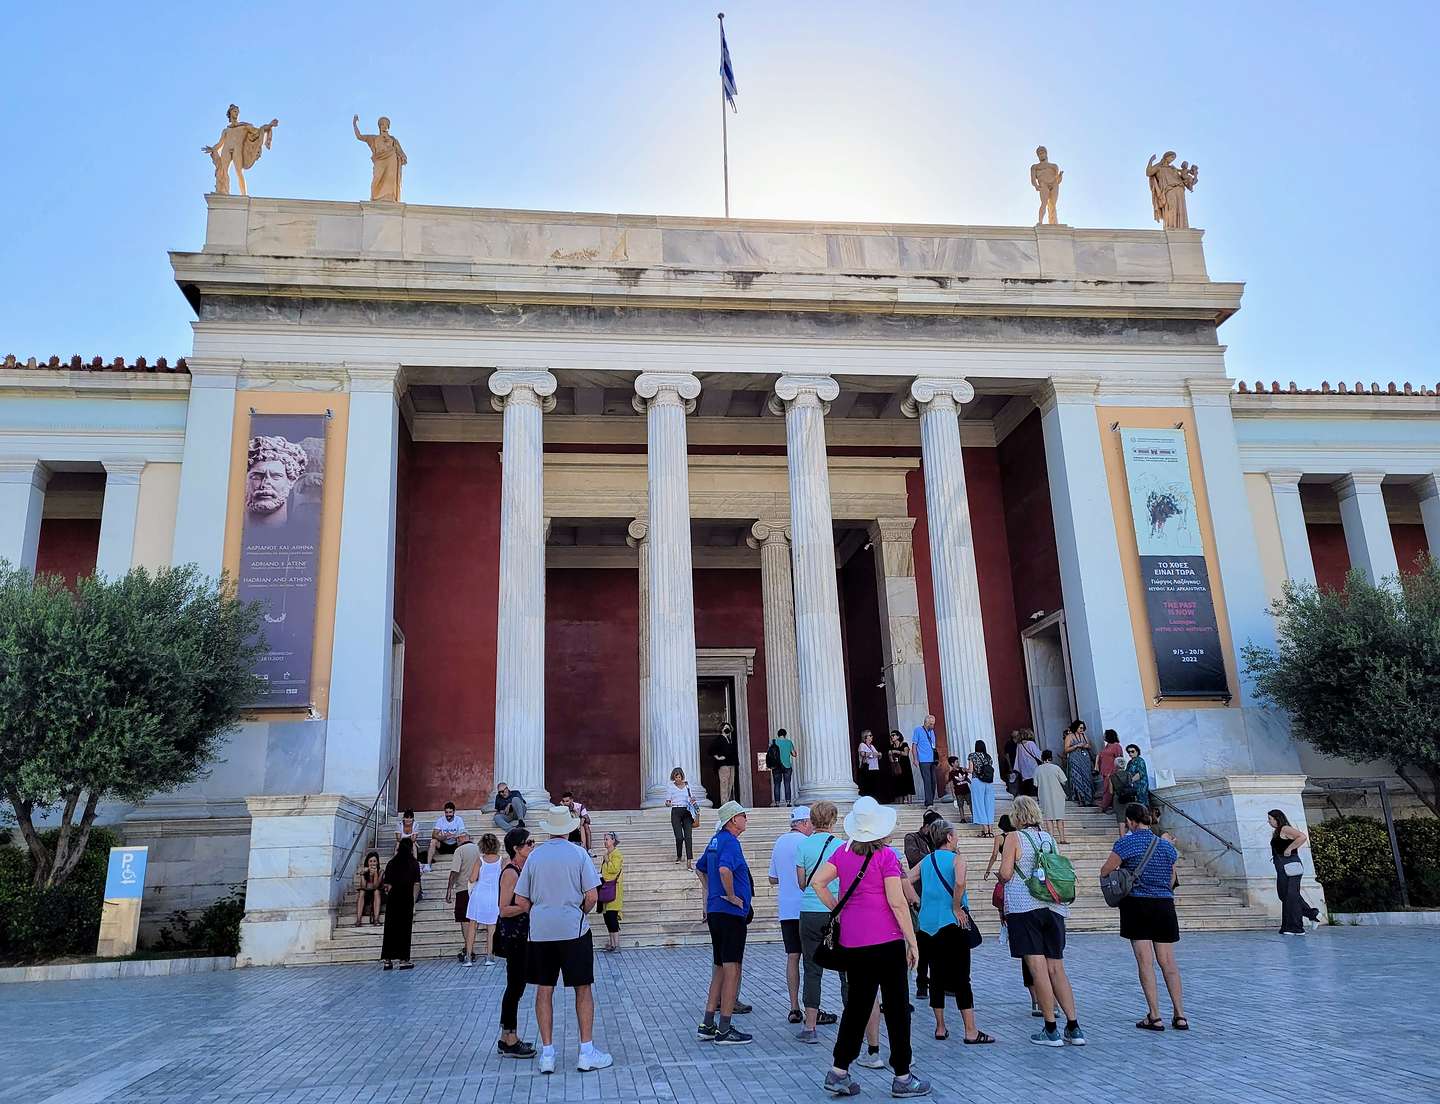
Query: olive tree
0 564 262 888
1242 558 1440 816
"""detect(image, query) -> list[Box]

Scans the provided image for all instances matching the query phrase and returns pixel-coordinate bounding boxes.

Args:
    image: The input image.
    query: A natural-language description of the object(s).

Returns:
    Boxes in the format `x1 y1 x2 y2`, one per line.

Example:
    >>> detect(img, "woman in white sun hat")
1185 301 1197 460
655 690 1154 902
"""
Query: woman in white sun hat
810 795 931 1099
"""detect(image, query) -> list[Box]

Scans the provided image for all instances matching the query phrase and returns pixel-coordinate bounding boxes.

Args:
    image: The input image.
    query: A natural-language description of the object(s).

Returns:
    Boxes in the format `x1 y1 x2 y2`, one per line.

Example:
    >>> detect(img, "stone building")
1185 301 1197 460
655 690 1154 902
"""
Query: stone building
2 196 1437 962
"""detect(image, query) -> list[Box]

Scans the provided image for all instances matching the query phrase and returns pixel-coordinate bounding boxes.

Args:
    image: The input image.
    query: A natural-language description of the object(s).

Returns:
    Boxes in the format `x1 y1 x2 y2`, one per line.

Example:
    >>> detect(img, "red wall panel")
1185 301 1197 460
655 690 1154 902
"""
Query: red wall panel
397 443 501 810
34 518 100 588
693 569 771 806
1392 523 1429 575
841 544 890 745
545 569 641 809
1307 523 1350 592
998 411 1064 629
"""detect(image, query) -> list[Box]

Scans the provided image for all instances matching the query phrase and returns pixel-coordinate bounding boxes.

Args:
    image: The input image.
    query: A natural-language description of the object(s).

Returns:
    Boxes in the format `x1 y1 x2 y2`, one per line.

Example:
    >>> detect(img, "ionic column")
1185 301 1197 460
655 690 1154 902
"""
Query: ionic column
867 516 928 739
1418 474 1440 560
748 520 801 766
1265 471 1317 586
95 459 147 578
1335 472 1400 586
771 375 857 801
489 369 557 805
627 518 654 804
0 459 50 573
634 373 704 806
904 379 995 758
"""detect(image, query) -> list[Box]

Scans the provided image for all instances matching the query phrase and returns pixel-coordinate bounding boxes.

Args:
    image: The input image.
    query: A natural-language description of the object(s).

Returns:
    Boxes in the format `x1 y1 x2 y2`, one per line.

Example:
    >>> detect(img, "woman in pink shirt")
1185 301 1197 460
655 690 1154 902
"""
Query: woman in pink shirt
810 796 930 1099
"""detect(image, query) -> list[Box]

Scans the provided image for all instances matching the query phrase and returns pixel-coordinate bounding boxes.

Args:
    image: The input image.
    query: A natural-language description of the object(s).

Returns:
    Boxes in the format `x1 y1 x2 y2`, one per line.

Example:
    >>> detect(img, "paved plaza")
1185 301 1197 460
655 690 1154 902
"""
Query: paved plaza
6 928 1436 1104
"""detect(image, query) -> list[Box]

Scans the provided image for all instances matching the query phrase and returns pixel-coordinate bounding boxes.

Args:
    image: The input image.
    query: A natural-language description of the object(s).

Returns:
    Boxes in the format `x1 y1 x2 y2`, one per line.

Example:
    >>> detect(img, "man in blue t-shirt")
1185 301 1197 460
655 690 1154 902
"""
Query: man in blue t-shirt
911 714 940 807
693 801 753 1046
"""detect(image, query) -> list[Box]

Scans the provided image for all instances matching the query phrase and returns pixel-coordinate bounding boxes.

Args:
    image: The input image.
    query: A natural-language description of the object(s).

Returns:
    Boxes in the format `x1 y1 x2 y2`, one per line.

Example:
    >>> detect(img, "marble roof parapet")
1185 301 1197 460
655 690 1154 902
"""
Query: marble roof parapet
177 196 1242 322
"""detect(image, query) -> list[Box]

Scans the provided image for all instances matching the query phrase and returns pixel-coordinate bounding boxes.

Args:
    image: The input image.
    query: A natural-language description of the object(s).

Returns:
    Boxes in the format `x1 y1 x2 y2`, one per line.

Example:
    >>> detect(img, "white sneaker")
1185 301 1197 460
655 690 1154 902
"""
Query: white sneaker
421 863 432 873
577 1048 613 1072
857 1051 887 1070
538 1052 556 1074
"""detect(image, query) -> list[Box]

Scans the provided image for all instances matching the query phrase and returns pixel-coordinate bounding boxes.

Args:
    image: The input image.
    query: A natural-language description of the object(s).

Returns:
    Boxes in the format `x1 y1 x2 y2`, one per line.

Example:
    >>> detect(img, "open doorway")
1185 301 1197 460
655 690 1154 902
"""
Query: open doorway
697 677 736 807
695 648 757 807
1021 610 1077 759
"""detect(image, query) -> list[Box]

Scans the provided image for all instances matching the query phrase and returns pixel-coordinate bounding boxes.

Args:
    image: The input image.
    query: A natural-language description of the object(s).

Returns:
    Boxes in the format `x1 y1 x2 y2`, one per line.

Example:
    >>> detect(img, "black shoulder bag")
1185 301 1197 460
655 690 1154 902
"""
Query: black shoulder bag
814 849 874 971
929 852 982 949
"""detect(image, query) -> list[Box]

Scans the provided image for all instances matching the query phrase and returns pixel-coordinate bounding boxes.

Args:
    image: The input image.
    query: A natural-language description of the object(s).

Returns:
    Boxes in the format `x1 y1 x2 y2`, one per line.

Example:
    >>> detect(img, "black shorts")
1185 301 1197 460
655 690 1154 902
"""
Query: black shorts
1006 908 1067 960
1119 895 1180 944
526 931 595 988
453 890 469 924
780 918 801 955
708 913 748 965
432 840 457 857
603 910 620 933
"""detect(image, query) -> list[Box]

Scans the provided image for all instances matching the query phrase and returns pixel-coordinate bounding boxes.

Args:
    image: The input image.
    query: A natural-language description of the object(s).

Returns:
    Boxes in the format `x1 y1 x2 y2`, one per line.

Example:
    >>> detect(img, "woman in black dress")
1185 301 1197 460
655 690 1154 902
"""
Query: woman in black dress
1268 810 1321 935
381 838 421 969
887 730 916 804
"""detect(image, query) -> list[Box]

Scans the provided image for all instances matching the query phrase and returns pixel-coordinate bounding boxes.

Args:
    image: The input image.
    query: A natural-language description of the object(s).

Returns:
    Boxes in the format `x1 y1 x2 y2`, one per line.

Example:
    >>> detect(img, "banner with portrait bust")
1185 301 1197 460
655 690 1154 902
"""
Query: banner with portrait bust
1119 428 1230 701
237 413 328 708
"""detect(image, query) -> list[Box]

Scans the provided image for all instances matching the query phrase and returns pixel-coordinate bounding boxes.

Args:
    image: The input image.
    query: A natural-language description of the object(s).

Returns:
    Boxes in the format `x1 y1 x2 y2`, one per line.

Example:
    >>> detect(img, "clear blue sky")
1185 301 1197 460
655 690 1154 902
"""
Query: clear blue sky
3 1 1437 387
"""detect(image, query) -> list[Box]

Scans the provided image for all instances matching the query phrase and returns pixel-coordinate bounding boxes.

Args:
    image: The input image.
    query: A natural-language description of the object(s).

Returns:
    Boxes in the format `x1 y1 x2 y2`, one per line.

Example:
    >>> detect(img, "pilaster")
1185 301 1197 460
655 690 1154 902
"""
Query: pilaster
0 458 51 573
1414 474 1440 566
1265 471 1316 586
1334 472 1400 586
95 458 147 578
171 358 241 578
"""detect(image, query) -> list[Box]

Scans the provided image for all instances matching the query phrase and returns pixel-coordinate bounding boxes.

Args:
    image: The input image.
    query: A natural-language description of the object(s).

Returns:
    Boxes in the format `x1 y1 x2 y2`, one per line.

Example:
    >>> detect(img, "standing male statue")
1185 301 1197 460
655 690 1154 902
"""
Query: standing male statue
353 115 408 202
202 104 279 196
1030 146 1063 225
1146 151 1199 229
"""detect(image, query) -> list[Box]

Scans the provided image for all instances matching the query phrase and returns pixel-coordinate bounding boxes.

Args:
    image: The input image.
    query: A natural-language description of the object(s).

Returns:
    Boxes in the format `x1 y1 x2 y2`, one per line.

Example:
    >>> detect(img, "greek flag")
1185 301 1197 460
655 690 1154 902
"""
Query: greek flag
720 26 738 112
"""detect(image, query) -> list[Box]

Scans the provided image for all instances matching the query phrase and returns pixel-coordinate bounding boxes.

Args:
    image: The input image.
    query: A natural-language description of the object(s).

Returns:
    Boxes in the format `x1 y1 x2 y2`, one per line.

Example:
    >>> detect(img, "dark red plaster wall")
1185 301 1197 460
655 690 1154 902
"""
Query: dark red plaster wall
545 569 641 809
34 519 100 588
1393 523 1429 574
397 443 501 810
1307 523 1350 592
693 569 771 805
998 411 1064 629
908 446 1031 763
841 544 890 744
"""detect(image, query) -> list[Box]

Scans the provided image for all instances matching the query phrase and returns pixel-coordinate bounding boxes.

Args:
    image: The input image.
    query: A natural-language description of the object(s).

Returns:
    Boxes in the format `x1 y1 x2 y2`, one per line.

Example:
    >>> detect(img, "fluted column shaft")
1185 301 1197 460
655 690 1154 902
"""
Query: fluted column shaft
627 519 654 803
635 373 704 805
907 378 996 758
489 369 557 804
749 521 801 762
773 375 857 800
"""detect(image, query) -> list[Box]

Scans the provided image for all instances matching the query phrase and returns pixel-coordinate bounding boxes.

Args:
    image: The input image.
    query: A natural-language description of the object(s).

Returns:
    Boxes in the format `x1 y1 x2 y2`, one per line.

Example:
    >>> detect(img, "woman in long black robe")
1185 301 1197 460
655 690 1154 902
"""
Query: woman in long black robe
381 838 421 968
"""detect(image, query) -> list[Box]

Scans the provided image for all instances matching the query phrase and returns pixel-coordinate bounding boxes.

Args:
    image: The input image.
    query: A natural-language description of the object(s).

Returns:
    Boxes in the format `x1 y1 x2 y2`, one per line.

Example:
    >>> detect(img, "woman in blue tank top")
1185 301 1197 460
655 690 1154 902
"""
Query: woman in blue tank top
906 818 995 1044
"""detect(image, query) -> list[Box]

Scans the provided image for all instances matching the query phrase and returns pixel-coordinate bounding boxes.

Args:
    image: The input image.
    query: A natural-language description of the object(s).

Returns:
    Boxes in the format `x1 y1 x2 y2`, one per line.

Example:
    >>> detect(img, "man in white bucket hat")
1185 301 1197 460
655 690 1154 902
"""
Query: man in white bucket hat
694 800 754 1045
513 804 613 1073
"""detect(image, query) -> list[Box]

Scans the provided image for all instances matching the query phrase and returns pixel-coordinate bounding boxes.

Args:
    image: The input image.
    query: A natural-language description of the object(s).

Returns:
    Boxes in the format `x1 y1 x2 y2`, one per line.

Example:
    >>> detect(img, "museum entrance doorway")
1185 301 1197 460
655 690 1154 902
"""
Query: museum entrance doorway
697 677 736 807
1022 610 1077 758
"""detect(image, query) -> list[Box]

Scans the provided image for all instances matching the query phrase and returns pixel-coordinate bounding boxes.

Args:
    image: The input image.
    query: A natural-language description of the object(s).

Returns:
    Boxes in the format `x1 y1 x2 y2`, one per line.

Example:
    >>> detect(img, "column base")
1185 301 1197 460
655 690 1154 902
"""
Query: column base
798 780 860 802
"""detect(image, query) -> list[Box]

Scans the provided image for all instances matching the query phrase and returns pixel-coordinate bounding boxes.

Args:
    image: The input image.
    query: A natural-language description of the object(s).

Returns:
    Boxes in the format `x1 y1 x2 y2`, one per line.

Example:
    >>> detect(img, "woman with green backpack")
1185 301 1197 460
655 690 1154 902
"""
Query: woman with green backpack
999 796 1085 1048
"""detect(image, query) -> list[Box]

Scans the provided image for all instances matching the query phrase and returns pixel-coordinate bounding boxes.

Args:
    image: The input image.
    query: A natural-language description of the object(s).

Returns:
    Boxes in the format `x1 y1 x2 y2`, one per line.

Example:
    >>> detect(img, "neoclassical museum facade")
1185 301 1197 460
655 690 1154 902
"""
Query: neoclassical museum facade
3 196 1437 960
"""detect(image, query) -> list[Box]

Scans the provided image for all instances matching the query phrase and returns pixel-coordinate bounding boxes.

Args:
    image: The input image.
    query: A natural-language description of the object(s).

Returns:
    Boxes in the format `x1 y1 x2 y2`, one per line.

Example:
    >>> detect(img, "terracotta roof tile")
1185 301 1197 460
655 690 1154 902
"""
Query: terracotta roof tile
1235 379 1436 397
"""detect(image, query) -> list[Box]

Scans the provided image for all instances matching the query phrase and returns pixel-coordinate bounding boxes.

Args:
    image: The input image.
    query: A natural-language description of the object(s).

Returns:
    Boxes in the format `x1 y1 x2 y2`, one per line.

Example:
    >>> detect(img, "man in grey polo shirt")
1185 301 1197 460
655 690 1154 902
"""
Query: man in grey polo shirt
514 804 614 1074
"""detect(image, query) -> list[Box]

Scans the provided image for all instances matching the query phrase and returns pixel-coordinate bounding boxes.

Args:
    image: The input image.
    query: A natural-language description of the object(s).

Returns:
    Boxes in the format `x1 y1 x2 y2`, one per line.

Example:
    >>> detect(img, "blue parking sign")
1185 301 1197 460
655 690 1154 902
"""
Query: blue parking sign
104 847 148 900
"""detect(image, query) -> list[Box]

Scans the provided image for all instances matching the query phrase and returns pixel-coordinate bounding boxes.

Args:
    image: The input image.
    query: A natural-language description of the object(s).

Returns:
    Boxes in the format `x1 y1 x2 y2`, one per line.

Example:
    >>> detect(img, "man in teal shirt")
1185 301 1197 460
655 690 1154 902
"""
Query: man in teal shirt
770 728 797 803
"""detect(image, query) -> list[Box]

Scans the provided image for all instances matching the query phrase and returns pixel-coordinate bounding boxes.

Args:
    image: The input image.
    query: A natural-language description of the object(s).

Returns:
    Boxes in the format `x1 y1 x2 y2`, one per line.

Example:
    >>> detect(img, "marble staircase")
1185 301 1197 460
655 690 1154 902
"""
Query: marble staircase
291 798 1272 966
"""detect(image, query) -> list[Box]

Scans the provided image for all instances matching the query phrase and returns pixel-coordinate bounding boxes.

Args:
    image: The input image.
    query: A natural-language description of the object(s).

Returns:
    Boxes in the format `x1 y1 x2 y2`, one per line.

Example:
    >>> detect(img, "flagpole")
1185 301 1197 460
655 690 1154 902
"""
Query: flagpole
718 11 730 218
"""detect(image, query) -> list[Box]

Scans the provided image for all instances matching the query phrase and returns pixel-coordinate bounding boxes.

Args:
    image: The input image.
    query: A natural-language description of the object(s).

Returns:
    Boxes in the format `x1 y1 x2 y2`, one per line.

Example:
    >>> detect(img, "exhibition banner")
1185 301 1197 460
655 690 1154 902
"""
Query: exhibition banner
238 413 328 707
1119 428 1230 700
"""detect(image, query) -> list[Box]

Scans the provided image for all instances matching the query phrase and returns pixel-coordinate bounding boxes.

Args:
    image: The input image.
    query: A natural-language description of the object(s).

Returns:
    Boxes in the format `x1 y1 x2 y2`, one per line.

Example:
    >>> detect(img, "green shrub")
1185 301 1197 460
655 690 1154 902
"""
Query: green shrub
1397 818 1440 908
0 827 119 962
154 885 246 958
1309 816 1401 912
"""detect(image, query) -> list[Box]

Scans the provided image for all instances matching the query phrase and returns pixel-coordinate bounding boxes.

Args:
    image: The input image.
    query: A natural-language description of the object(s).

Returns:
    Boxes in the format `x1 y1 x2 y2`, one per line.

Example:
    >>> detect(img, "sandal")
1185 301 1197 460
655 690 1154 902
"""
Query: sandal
1172 1016 1190 1031
1136 1016 1165 1031
963 1031 996 1045
934 1030 948 1041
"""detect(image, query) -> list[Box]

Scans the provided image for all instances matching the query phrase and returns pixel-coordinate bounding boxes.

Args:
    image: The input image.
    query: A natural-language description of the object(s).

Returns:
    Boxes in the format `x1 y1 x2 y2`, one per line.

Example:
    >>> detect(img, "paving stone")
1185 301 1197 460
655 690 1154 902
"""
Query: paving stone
3 929 1436 1103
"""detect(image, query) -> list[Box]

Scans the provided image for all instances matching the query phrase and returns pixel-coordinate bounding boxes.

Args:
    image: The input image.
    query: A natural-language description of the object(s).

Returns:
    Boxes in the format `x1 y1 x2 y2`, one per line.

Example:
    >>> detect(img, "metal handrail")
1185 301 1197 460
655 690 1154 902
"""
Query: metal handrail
1152 792 1242 856
333 763 397 883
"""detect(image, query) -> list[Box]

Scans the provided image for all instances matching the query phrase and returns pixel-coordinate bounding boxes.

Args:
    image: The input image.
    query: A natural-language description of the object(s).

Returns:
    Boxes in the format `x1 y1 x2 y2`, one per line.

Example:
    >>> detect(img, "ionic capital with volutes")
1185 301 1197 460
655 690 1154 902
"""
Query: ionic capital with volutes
768 374 839 416
747 519 791 550
626 518 649 547
488 368 558 413
902 377 975 418
632 372 701 415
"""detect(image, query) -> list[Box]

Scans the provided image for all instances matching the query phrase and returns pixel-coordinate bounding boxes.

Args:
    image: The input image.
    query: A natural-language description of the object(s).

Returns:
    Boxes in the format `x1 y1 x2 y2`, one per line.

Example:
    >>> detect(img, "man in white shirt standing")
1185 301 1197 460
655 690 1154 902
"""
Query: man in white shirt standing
431 801 466 867
768 806 813 1023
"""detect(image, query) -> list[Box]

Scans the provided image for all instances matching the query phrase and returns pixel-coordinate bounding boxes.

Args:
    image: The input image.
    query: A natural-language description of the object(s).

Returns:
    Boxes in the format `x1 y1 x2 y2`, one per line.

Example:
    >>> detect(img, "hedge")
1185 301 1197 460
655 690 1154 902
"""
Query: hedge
0 827 119 962
1310 815 1440 912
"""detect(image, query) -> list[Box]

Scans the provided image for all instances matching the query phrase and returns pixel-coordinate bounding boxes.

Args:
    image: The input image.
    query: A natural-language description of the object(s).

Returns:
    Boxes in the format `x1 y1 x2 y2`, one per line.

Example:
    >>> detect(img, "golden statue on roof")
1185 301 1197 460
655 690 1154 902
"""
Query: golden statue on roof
202 104 279 196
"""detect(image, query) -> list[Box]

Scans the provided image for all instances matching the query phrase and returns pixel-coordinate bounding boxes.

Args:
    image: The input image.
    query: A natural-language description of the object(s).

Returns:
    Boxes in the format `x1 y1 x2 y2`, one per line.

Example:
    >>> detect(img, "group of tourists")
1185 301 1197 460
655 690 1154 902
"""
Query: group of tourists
355 729 1325 1090
855 716 944 807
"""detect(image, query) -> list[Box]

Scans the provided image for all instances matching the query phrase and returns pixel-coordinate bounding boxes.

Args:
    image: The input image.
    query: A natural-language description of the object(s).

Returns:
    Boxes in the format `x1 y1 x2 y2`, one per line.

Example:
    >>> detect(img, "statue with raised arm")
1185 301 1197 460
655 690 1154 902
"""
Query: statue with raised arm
1146 150 1199 229
202 104 279 196
353 115 407 202
1030 146 1064 225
